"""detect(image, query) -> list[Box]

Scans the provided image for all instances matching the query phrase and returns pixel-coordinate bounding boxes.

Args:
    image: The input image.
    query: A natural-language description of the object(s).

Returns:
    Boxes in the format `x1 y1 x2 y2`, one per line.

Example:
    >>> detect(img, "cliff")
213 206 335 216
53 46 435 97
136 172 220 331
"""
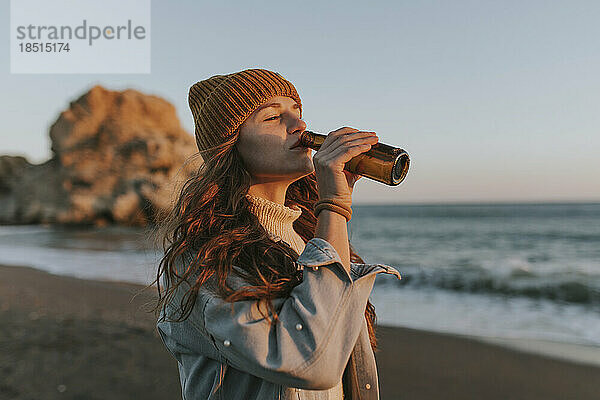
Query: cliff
0 85 199 226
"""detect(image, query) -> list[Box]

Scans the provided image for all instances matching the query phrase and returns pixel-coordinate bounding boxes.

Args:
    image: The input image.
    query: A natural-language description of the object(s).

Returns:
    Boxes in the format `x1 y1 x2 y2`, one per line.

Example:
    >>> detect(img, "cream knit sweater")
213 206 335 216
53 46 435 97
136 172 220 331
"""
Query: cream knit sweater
245 194 306 255
245 193 345 399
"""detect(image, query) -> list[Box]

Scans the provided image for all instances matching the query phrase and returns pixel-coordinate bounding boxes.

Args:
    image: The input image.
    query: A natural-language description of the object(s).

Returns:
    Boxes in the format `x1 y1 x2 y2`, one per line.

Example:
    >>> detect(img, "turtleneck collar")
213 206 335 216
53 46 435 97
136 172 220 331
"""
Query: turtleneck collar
245 193 306 255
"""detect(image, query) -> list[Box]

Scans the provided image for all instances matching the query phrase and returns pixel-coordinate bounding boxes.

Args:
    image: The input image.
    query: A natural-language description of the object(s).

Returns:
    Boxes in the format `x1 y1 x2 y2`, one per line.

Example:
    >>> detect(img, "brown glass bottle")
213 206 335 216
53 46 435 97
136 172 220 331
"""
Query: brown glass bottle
293 130 410 186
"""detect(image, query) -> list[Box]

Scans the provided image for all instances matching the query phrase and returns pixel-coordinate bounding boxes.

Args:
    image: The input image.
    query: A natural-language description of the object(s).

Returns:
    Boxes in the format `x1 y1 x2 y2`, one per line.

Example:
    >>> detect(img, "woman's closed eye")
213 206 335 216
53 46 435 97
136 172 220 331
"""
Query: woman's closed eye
264 109 302 122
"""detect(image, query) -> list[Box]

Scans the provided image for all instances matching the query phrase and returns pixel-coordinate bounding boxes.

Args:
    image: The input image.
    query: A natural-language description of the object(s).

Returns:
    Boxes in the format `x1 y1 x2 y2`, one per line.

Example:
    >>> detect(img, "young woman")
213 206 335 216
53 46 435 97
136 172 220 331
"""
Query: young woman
152 68 401 400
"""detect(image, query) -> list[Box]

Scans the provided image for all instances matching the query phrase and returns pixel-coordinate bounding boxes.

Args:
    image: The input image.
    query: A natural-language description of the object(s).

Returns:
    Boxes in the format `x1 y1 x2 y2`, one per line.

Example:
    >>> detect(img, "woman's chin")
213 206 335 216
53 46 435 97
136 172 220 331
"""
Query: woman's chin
287 163 314 179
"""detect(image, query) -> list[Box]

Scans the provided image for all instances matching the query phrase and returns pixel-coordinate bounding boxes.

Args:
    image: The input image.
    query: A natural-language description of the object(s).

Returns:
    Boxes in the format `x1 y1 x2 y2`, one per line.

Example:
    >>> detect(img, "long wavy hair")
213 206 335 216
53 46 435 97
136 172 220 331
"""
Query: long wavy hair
148 133 379 352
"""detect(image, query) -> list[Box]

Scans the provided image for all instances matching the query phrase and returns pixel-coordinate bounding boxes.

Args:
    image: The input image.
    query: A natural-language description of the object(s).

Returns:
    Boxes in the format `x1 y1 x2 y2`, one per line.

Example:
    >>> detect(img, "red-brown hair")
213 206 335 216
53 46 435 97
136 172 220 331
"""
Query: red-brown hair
148 135 379 352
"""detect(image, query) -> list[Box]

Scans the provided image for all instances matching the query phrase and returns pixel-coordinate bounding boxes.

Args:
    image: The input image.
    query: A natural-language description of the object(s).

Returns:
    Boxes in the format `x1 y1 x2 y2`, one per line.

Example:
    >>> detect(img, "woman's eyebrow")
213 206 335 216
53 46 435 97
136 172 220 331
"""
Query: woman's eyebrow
256 102 300 113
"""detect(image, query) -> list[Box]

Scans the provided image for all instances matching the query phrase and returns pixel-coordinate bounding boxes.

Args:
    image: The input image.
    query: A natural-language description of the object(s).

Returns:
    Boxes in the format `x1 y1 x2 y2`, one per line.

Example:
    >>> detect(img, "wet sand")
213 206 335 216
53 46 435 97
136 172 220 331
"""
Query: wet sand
1 263 599 399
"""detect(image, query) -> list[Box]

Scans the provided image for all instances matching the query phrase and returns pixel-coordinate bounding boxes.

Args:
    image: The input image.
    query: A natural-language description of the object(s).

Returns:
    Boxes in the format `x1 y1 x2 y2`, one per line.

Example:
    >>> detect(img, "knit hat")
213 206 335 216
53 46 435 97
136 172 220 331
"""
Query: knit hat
188 68 303 154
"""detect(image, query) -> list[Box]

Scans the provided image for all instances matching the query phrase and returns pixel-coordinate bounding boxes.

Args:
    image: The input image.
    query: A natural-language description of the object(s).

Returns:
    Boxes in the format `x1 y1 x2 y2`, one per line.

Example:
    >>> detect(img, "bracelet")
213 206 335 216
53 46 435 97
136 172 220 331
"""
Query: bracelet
314 199 353 219
313 199 353 222
314 203 352 222
315 197 352 211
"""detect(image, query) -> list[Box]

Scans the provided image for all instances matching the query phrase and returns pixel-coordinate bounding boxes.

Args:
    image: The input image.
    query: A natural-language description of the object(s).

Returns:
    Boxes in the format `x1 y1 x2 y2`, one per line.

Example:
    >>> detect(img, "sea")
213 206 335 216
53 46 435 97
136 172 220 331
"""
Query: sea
1 202 599 352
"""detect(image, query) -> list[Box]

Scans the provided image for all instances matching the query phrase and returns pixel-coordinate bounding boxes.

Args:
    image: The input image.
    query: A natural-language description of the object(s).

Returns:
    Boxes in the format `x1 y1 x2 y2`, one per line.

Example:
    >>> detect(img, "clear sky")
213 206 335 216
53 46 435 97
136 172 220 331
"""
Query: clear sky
2 0 599 204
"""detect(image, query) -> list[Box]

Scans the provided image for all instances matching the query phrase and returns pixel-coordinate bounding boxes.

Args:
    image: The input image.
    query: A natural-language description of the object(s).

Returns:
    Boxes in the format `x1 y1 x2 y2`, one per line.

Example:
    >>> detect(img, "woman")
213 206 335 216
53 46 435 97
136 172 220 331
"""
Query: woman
152 68 401 400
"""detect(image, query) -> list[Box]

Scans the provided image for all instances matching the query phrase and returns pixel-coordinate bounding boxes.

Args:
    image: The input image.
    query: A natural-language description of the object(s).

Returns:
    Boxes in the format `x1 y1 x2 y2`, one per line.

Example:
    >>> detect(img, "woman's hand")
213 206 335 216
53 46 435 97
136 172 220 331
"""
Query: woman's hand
312 127 379 207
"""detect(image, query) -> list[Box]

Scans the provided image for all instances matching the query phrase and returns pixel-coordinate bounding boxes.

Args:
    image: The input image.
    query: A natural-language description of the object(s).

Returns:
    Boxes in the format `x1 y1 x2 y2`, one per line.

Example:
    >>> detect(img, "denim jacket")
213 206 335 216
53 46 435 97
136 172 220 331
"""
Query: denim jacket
156 237 402 399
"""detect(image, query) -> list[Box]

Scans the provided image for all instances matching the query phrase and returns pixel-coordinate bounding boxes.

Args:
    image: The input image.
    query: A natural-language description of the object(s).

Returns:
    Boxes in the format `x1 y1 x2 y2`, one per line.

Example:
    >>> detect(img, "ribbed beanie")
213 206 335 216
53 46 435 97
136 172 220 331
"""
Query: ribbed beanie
188 68 303 154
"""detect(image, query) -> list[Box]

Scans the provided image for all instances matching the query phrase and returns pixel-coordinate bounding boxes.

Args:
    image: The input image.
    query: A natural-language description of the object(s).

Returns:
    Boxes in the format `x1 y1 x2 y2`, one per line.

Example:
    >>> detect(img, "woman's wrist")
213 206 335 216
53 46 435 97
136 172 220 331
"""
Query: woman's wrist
314 199 353 222
316 209 349 227
314 208 351 272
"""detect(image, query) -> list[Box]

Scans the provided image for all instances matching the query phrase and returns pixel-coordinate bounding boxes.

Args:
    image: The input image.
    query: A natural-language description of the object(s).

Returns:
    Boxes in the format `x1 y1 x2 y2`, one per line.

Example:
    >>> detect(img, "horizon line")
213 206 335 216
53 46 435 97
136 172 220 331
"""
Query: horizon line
352 200 600 206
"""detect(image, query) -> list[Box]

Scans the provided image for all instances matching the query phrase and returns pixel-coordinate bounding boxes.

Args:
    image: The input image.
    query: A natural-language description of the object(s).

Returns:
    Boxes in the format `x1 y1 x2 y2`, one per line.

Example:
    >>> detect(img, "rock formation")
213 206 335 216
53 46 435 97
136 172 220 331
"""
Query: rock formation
0 85 201 226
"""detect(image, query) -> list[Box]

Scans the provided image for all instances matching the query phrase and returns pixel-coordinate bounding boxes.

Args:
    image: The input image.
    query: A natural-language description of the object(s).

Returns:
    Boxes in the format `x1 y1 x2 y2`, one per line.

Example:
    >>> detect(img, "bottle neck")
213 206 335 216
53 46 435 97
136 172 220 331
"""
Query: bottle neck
300 130 326 150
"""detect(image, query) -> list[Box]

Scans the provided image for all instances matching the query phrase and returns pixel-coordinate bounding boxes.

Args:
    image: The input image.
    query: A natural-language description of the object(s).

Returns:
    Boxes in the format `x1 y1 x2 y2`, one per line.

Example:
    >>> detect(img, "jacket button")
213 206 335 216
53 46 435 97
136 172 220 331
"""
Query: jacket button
295 323 303 330
365 383 371 390
223 339 231 347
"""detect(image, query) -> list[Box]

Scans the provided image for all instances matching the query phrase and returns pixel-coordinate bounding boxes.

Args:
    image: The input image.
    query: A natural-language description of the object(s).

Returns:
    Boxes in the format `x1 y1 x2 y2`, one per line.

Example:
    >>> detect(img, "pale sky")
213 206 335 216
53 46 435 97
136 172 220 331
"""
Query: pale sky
2 0 599 204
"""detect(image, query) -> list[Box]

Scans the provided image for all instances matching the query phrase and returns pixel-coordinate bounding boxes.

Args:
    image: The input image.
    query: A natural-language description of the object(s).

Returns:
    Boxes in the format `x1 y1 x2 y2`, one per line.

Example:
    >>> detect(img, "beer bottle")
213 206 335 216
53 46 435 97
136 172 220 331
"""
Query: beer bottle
291 130 410 186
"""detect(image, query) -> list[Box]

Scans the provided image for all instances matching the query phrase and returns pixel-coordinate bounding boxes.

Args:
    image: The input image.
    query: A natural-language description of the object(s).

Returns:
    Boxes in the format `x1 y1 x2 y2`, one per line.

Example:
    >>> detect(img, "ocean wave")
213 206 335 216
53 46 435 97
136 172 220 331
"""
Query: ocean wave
381 267 600 307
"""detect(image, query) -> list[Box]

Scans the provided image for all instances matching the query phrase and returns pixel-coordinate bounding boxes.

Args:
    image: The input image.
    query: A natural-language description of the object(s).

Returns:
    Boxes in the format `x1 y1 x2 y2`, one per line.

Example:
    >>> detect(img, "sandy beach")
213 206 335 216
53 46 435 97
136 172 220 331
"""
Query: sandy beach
1 263 599 400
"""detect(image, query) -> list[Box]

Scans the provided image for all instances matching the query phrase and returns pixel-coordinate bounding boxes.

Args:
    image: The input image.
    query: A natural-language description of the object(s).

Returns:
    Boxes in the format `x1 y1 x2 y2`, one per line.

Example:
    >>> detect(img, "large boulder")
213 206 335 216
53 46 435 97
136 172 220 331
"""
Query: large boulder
0 85 200 226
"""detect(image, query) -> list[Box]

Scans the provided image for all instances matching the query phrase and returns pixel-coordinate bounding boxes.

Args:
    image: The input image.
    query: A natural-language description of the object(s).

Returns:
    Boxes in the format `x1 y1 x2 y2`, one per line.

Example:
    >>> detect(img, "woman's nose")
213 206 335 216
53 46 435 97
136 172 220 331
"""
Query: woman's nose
289 115 306 133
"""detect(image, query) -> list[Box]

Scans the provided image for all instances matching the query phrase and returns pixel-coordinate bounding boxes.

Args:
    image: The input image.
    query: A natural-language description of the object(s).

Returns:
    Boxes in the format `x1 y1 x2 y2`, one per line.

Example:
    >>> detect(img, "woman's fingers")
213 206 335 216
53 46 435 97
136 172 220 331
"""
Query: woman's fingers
318 130 378 164
324 138 376 165
312 126 378 201
325 130 378 155
319 127 359 150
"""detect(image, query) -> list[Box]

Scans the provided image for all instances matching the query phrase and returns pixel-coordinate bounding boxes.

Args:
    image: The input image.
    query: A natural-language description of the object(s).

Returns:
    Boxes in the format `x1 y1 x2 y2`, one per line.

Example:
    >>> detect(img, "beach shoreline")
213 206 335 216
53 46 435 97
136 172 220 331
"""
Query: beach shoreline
2 263 599 399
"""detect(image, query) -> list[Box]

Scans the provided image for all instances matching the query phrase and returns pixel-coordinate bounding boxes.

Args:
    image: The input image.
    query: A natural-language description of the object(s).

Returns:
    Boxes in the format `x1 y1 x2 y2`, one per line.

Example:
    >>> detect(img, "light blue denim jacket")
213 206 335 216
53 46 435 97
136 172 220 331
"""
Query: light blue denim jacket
156 237 401 400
